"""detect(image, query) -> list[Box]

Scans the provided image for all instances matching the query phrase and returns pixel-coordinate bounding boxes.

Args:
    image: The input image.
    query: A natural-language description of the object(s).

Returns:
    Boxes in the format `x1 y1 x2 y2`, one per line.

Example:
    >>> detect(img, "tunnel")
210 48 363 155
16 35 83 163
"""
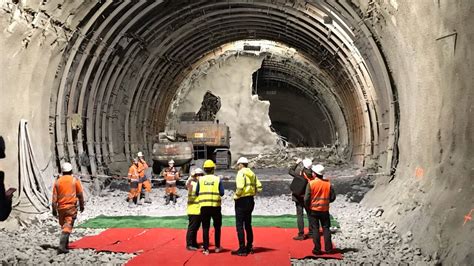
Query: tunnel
0 0 472 264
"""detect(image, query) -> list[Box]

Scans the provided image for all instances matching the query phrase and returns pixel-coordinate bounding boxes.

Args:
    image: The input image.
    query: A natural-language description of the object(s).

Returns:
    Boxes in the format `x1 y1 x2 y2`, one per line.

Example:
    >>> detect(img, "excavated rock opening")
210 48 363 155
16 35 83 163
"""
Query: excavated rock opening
169 54 280 159
251 59 336 147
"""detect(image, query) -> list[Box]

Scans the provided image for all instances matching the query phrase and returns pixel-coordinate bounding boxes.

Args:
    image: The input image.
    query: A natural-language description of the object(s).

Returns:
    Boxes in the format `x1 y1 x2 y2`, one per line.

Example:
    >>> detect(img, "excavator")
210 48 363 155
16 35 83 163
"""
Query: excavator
152 91 231 181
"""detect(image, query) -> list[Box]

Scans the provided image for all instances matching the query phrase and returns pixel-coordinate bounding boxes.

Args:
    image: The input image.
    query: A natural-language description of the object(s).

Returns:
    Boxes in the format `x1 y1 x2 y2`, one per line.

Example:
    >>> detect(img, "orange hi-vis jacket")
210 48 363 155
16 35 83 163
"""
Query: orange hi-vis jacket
138 161 148 178
309 178 331 212
163 167 179 183
128 164 139 182
52 175 84 210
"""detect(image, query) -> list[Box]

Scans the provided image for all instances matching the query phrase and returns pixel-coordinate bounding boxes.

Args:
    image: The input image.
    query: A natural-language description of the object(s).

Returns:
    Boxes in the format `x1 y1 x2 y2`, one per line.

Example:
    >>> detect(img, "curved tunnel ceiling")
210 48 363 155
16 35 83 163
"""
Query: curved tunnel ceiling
50 0 398 176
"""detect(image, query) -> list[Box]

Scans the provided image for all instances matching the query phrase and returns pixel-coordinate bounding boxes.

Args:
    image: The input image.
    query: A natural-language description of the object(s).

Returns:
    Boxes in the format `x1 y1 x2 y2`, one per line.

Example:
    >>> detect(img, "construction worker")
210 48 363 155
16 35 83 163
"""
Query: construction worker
128 158 140 207
304 164 336 255
161 159 180 205
137 151 152 204
186 168 204 250
0 137 14 221
231 157 262 256
196 160 224 255
51 162 85 254
289 158 315 240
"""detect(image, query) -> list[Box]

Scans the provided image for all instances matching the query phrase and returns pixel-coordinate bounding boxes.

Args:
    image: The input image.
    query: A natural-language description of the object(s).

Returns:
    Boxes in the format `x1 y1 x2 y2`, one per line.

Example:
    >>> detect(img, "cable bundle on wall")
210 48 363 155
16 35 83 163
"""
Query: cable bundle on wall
12 119 50 213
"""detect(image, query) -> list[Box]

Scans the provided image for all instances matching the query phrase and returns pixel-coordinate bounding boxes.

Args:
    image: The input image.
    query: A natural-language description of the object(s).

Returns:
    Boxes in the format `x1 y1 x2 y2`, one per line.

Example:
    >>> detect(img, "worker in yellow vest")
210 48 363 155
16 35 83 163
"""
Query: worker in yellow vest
231 157 262 256
186 168 204 251
196 160 224 255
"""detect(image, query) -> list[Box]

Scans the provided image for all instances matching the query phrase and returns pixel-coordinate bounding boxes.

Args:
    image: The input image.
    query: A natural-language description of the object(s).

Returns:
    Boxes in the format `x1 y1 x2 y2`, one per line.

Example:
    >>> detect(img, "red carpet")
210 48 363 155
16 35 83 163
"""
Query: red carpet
70 228 146 250
70 227 342 265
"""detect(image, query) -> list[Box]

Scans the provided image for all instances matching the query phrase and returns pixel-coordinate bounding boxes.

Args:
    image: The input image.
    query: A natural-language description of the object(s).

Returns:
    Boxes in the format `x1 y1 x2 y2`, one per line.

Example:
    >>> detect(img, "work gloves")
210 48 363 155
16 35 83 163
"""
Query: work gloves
52 208 58 217
80 205 85 213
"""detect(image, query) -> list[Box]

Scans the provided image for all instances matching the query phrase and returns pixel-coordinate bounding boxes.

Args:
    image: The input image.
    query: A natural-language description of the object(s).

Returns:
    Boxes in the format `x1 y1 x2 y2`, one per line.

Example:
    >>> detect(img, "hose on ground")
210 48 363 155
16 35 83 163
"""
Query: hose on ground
12 119 50 214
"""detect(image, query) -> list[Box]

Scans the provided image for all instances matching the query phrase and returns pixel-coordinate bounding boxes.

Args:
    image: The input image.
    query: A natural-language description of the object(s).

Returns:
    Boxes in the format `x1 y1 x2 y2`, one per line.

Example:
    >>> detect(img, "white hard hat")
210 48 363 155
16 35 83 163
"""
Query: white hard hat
194 168 204 175
236 157 249 164
168 159 175 164
61 162 73 172
312 164 324 175
137 151 144 157
302 158 312 169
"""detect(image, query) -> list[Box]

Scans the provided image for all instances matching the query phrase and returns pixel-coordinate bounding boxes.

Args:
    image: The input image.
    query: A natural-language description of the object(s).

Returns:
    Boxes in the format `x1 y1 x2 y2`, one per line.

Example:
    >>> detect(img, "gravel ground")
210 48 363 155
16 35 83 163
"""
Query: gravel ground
0 169 433 265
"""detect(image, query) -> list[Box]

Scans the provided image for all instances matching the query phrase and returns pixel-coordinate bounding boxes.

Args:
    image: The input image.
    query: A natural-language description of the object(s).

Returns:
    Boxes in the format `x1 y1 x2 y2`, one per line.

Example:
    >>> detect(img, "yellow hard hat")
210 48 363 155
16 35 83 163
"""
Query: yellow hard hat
203 160 216 169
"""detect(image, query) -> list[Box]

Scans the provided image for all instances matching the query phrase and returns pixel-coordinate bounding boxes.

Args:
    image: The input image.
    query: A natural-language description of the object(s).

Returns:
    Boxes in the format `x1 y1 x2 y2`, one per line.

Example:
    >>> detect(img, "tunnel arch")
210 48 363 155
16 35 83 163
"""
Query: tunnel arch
49 0 397 175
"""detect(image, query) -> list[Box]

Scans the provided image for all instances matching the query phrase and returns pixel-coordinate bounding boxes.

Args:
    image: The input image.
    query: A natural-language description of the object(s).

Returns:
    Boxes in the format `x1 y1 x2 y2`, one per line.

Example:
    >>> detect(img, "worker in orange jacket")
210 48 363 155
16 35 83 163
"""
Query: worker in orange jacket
160 159 180 205
137 151 152 204
128 158 140 207
52 162 85 254
304 164 336 255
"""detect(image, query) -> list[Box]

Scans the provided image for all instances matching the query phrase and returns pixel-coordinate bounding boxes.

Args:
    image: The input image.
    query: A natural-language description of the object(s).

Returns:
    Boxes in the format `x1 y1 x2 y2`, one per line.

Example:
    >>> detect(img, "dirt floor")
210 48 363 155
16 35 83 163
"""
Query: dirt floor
0 163 434 265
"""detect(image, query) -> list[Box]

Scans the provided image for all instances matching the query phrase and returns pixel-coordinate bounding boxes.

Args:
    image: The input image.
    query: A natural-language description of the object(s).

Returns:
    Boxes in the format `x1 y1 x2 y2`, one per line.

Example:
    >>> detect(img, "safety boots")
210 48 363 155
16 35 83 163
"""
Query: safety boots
58 232 70 254
136 193 143 205
172 194 177 204
128 200 135 208
144 192 152 203
165 195 170 205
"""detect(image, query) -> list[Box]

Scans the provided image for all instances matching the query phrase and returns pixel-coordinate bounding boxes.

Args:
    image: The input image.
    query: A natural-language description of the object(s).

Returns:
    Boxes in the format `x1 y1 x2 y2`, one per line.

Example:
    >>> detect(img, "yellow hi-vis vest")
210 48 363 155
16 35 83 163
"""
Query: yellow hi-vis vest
187 180 200 215
198 175 221 207
234 168 263 199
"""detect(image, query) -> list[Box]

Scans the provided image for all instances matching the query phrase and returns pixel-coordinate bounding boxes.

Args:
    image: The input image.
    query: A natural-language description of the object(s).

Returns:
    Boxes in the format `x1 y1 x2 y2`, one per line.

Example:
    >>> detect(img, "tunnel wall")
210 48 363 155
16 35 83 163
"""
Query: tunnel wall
0 1 96 192
359 0 474 263
1 0 471 263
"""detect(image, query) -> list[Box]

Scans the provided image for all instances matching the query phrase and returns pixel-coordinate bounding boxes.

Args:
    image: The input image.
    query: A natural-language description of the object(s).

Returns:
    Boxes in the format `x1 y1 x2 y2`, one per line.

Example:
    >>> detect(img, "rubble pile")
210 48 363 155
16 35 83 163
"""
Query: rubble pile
249 147 343 169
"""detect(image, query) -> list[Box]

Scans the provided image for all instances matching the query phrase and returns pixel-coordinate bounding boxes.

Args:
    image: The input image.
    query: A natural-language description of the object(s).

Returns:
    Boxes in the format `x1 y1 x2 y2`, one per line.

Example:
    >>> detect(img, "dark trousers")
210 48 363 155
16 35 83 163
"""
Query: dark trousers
309 210 332 252
295 199 313 236
235 196 255 250
186 215 201 247
200 206 222 250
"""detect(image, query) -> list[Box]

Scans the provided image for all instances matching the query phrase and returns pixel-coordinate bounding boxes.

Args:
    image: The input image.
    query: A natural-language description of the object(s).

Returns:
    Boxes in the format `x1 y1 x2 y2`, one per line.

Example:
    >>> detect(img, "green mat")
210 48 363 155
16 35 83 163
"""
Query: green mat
78 214 339 229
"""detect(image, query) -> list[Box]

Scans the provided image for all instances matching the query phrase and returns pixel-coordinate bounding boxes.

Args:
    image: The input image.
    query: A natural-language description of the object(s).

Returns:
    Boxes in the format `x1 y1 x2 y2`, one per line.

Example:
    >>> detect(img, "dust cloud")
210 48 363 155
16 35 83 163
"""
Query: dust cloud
174 55 280 160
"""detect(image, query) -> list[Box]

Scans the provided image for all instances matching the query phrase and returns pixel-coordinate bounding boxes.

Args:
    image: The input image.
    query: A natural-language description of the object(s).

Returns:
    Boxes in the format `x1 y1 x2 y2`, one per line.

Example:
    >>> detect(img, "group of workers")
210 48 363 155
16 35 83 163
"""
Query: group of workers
127 152 153 207
128 152 181 206
289 158 336 255
50 154 334 256
185 157 263 256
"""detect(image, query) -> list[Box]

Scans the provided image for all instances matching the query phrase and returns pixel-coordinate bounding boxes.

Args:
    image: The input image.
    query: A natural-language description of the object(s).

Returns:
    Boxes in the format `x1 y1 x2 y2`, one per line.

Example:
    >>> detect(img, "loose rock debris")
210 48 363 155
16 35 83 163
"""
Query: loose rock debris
1 180 432 264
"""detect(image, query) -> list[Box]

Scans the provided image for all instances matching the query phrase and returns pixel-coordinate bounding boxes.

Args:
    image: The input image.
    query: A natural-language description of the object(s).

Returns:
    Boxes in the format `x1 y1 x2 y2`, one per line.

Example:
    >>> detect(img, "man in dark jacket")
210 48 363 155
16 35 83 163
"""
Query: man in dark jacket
0 174 14 221
289 158 314 240
0 137 14 221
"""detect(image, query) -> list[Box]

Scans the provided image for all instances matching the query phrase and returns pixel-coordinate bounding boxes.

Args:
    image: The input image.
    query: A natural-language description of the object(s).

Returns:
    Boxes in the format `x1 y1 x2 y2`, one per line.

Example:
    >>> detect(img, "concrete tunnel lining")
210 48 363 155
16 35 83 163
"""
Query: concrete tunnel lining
47 1 395 178
1 0 472 263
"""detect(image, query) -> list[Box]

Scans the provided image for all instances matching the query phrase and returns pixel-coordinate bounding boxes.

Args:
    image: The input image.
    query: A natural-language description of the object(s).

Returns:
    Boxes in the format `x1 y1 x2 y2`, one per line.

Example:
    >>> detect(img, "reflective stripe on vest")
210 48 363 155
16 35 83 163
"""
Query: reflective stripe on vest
187 181 200 215
198 175 221 207
236 168 262 198
129 165 139 181
310 178 331 212
54 175 78 209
